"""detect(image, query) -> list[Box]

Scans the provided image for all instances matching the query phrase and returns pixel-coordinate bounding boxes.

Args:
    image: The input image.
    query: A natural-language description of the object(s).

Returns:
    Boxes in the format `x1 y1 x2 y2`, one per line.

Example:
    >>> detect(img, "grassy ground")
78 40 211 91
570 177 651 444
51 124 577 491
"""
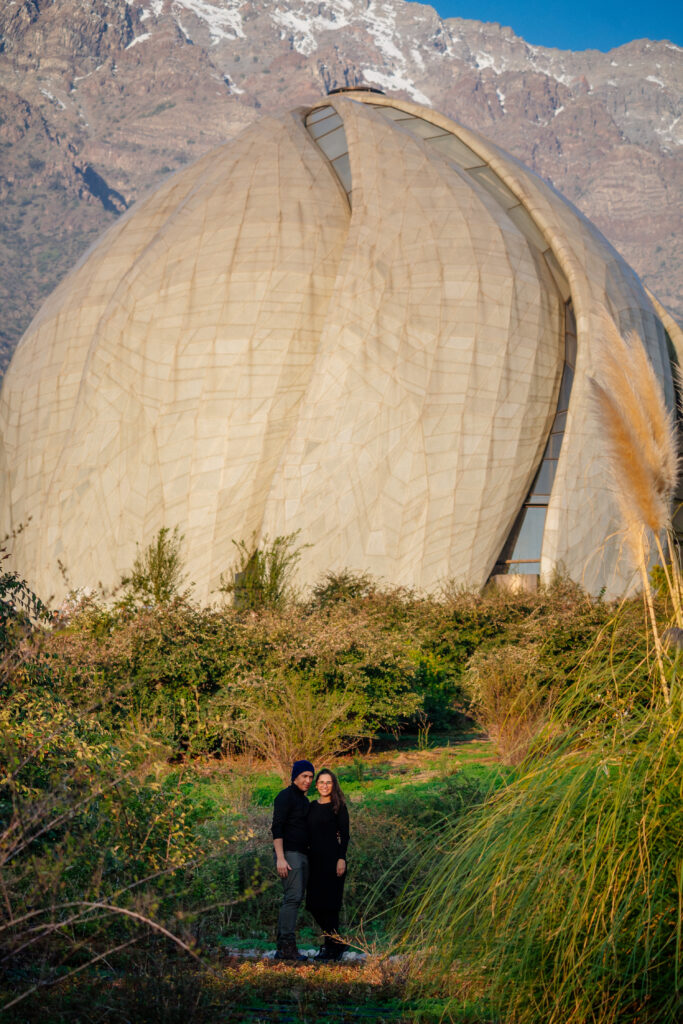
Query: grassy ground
28 958 483 1024
185 732 497 814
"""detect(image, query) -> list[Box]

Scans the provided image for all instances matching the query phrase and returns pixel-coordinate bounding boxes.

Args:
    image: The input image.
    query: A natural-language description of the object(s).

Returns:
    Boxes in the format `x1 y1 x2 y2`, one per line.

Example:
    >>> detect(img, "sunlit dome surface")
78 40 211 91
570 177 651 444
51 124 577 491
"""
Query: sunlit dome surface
0 91 681 602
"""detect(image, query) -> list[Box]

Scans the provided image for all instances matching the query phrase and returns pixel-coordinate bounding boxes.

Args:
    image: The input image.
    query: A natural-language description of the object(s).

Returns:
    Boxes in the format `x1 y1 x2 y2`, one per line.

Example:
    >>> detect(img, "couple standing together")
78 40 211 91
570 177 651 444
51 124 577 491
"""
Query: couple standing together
271 759 350 962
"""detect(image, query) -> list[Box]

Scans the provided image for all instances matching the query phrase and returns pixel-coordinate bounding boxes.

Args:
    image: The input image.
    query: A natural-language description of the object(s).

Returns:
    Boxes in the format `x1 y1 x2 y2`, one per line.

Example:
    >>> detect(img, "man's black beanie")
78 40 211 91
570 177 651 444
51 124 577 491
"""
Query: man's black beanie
291 759 314 781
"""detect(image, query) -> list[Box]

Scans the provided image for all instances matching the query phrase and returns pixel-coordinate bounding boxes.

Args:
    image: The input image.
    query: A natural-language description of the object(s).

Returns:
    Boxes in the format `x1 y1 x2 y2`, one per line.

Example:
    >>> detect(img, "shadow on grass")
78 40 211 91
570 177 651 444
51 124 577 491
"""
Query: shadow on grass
5 954 492 1024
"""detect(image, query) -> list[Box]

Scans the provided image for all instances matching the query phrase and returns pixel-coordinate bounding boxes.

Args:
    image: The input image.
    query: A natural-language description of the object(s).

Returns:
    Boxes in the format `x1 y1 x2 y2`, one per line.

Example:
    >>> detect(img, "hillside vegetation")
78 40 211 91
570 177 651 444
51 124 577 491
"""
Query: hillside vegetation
1 530 680 1022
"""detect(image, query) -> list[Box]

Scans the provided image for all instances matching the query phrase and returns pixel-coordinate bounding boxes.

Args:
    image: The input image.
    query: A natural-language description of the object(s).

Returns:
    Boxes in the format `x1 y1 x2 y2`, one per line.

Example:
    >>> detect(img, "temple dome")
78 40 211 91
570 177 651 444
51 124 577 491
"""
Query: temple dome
0 92 680 601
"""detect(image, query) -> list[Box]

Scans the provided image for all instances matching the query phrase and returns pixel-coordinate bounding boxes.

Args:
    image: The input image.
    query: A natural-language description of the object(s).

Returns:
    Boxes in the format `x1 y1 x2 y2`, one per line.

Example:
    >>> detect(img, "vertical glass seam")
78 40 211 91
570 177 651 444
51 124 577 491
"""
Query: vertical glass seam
490 300 576 576
304 106 352 205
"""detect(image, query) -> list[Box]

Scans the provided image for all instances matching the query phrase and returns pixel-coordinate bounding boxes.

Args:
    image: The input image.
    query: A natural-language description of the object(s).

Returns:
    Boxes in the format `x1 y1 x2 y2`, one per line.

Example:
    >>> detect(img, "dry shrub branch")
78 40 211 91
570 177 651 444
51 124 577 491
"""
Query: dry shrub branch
224 675 366 783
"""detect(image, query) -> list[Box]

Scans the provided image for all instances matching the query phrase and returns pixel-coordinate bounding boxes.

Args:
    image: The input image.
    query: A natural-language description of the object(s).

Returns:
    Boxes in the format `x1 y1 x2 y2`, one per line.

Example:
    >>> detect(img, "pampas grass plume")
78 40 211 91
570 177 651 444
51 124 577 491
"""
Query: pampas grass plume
590 316 678 545
590 381 665 562
590 314 679 703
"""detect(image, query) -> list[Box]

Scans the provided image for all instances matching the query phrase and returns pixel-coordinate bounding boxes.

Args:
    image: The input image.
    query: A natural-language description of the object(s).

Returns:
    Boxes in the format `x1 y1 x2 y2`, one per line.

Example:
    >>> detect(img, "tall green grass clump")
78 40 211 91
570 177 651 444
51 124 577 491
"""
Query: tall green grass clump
406 688 682 1023
404 322 682 1023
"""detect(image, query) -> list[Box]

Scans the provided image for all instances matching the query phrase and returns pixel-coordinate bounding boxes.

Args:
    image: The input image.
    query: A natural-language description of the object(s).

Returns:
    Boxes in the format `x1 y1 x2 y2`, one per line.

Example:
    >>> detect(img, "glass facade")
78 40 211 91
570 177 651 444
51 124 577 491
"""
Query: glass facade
304 106 352 201
492 302 577 574
305 101 571 257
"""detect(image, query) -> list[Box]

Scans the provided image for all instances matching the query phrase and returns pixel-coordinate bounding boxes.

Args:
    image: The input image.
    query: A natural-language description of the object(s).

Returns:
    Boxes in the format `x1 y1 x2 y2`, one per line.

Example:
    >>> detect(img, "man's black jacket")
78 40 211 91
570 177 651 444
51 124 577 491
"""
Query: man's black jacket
271 784 310 853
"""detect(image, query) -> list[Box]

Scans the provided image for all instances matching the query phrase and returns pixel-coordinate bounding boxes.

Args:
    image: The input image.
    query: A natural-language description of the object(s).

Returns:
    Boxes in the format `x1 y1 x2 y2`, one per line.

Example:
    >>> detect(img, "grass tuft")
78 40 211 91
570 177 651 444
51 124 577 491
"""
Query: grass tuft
402 687 683 1023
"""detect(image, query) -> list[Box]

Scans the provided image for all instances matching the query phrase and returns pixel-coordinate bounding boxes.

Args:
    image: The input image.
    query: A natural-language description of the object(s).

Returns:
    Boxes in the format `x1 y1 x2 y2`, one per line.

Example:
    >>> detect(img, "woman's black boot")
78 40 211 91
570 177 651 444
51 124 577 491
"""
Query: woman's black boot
328 937 349 961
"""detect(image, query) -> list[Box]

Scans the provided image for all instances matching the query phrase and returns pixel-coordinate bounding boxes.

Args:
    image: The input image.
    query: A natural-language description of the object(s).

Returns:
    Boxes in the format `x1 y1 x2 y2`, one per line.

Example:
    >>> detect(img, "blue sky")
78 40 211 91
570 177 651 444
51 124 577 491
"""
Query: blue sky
429 2 683 52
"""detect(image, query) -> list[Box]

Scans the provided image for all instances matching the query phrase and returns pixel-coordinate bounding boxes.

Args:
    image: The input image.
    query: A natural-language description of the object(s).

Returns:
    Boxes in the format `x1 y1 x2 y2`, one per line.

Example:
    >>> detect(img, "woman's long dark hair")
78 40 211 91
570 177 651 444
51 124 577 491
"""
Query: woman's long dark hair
315 769 346 814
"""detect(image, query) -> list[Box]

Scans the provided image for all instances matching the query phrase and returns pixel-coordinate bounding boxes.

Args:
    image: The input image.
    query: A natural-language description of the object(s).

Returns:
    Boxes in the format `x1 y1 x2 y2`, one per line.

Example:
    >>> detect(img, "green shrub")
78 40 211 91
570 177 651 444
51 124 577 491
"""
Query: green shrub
0 685 211 1014
205 602 425 738
310 568 377 608
37 601 238 752
0 528 47 654
408 650 465 731
212 673 367 781
120 525 190 606
33 564 633 764
219 531 305 611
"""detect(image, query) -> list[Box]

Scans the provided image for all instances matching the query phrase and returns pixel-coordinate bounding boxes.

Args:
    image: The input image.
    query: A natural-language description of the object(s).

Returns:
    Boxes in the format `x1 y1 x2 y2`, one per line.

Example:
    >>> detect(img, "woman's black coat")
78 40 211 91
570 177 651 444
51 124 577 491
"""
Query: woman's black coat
305 800 350 914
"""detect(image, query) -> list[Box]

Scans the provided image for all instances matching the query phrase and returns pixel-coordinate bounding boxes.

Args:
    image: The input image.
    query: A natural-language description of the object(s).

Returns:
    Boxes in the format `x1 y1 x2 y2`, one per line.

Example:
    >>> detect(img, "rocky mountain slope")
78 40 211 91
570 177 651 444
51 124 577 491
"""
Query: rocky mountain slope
0 0 680 373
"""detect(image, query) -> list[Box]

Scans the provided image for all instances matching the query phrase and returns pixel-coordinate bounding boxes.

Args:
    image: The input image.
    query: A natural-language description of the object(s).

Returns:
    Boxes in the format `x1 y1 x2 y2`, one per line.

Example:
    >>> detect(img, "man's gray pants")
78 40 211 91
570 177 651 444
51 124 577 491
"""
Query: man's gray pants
276 850 308 943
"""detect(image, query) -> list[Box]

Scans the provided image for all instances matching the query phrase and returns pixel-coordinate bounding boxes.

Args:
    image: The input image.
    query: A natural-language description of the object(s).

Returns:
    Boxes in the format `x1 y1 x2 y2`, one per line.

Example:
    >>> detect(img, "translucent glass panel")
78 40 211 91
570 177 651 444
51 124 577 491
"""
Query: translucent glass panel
398 117 450 140
376 106 414 121
305 106 352 203
370 105 485 168
468 166 519 210
307 112 343 140
493 301 577 575
315 125 348 161
331 152 352 193
497 506 548 572
426 133 485 170
307 106 338 126
507 205 548 253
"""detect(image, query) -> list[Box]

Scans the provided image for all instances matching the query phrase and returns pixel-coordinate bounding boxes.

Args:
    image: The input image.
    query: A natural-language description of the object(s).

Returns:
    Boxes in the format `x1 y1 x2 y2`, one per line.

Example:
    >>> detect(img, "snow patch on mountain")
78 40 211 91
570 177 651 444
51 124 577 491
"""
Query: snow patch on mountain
362 68 430 105
364 1 405 63
475 51 500 73
358 2 433 105
126 32 151 48
68 1 683 161
271 4 351 56
170 0 246 43
267 0 432 104
223 72 244 94
655 115 682 147
40 88 65 109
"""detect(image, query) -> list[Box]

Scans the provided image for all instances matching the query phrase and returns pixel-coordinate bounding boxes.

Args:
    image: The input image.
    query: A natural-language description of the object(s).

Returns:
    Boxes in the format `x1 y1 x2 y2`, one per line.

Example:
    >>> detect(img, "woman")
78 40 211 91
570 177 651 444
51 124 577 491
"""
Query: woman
306 768 350 961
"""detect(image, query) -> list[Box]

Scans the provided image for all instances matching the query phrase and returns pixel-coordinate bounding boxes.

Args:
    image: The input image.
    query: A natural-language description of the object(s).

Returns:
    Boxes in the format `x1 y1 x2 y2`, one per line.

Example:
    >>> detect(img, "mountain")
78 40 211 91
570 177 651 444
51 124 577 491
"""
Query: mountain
0 0 680 374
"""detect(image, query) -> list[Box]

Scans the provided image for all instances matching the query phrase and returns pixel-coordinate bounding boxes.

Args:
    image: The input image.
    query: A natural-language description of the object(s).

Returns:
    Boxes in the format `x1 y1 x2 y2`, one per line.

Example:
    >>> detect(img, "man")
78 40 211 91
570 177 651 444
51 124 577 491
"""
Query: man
271 759 314 961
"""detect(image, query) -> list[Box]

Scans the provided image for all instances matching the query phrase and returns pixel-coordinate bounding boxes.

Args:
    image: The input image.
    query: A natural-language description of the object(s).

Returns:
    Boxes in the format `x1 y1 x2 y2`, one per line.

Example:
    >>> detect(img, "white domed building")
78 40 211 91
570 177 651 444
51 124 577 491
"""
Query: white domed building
0 89 681 602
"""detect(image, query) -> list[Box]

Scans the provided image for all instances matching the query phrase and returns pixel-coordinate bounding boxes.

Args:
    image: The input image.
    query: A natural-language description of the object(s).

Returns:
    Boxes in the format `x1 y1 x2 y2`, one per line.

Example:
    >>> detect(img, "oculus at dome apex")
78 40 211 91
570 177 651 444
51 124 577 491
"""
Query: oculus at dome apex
0 91 680 602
